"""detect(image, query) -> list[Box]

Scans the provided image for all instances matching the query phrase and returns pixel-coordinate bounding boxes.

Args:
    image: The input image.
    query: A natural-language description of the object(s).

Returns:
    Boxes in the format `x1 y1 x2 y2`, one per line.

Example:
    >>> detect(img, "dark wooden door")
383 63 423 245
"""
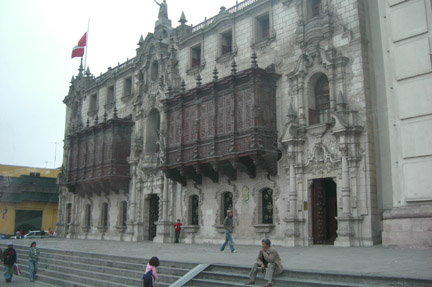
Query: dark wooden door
148 194 159 240
311 178 337 244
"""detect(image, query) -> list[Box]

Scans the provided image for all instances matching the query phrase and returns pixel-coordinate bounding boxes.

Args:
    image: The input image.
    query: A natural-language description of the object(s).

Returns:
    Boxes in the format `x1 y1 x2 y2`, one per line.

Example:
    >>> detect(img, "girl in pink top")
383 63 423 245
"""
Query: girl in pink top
142 256 159 287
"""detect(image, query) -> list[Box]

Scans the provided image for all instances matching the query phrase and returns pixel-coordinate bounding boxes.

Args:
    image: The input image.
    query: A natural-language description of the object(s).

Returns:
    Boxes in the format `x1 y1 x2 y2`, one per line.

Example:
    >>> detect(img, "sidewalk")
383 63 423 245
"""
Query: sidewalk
2 238 432 282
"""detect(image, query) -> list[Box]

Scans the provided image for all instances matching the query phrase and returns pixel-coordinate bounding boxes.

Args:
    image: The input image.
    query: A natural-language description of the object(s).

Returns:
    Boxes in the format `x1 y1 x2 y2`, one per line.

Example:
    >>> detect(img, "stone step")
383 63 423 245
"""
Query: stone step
12 246 188 287
189 264 431 287
8 244 432 287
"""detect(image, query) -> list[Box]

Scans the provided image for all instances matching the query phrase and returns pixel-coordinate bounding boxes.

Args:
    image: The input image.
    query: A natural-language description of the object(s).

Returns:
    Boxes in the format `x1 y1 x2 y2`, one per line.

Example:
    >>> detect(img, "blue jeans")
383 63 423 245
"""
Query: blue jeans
220 229 235 252
3 264 13 282
29 261 38 281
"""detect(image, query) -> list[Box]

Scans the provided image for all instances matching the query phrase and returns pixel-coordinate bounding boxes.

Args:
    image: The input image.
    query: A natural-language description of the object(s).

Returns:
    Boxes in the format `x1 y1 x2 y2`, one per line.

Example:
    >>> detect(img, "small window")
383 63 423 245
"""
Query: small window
262 188 273 224
221 30 233 55
151 61 159 81
107 85 115 104
190 195 199 225
221 192 233 224
121 201 127 227
309 74 330 125
311 0 322 18
256 13 270 42
66 203 72 225
124 77 132 97
191 44 202 68
85 204 91 227
101 203 109 227
89 94 97 112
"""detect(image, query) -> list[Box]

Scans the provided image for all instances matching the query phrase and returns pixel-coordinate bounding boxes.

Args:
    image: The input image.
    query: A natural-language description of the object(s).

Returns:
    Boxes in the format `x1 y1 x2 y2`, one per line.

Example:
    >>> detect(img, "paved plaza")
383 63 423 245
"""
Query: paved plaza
2 238 432 286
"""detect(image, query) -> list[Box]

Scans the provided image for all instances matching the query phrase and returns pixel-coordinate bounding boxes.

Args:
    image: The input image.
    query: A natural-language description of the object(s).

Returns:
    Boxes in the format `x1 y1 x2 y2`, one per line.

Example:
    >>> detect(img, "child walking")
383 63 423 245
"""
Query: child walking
142 256 160 287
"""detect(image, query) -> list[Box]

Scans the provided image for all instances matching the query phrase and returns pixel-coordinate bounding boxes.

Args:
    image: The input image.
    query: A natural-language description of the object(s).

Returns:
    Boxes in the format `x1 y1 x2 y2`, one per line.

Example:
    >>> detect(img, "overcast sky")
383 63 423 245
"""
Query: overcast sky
0 0 238 169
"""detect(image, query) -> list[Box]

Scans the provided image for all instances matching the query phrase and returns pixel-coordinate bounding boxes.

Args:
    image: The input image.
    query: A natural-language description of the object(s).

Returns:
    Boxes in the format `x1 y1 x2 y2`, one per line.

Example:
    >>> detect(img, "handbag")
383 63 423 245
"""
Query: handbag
14 263 21 275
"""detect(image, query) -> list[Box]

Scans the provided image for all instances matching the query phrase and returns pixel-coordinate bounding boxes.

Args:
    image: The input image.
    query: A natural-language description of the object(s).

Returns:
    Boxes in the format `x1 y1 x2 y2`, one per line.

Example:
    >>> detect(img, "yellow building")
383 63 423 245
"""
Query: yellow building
0 164 60 237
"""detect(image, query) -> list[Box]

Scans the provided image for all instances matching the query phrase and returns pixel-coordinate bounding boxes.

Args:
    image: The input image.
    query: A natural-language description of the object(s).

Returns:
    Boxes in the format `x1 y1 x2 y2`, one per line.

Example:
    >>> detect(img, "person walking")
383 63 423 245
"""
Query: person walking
173 219 182 243
142 256 160 287
28 241 40 282
245 239 283 287
220 209 237 253
3 242 17 283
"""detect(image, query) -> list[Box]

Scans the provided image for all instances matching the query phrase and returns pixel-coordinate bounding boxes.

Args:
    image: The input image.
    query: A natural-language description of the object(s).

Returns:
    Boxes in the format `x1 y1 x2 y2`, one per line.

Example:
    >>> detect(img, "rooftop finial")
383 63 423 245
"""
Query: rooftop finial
231 59 237 75
181 79 186 93
251 49 258 68
287 102 297 120
337 90 348 111
179 11 187 25
196 73 202 88
213 66 219 82
78 58 84 75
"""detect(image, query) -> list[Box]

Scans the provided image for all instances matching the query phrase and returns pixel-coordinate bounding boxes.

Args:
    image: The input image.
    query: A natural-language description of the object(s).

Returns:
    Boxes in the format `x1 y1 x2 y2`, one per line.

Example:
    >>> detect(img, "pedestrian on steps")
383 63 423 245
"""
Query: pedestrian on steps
245 239 283 287
174 219 182 243
3 242 16 283
28 241 40 282
220 209 237 253
142 256 160 287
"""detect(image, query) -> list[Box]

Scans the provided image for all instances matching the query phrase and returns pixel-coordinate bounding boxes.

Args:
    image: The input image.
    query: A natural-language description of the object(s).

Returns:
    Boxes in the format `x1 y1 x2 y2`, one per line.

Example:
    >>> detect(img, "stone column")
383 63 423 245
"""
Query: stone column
297 77 306 126
125 160 138 241
335 146 355 247
289 162 297 218
153 175 172 243
341 152 351 215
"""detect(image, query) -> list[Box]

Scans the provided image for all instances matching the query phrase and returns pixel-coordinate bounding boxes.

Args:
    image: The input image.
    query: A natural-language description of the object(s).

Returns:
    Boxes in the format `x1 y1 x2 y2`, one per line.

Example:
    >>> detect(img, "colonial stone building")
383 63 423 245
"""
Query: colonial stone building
57 0 432 248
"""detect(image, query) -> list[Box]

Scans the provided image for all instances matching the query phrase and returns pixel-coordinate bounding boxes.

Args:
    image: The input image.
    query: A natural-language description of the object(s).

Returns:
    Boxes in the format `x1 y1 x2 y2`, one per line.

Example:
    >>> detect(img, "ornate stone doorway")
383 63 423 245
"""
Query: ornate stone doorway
311 178 337 244
148 194 159 240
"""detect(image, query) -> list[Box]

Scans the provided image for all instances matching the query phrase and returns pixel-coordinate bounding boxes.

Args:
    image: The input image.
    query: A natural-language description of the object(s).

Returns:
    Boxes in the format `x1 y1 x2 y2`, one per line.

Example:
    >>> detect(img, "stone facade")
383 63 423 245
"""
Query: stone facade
57 0 432 248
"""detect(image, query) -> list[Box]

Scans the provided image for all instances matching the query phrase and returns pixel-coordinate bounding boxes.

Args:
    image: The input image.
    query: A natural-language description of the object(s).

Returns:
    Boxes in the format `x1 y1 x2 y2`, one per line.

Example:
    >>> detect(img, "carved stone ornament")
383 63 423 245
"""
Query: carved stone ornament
284 228 300 238
242 186 250 201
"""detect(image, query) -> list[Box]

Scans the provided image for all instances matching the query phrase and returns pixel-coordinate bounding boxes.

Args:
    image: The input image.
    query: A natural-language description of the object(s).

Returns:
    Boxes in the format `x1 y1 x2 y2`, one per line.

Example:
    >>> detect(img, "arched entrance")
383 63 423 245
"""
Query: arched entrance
311 178 337 244
148 194 159 240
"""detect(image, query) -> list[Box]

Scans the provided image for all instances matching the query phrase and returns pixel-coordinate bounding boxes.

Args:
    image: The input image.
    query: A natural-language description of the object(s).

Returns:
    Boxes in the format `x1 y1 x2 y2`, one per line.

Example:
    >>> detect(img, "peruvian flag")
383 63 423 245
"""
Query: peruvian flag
71 32 87 59
71 45 85 58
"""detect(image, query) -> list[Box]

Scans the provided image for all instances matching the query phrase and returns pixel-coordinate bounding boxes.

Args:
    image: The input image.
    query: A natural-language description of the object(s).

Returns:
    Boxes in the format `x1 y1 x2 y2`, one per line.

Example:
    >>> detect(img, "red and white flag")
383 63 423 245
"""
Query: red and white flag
71 45 85 58
71 32 87 59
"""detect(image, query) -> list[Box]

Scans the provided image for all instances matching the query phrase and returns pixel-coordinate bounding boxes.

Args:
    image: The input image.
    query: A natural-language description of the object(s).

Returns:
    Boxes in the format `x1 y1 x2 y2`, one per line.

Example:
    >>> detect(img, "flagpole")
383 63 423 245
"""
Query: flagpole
84 18 90 71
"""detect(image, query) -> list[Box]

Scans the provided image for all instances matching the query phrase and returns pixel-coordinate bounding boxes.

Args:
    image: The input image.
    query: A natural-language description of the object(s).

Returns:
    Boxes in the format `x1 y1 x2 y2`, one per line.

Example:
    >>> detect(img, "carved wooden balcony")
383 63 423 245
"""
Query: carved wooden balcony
161 67 280 185
65 116 134 195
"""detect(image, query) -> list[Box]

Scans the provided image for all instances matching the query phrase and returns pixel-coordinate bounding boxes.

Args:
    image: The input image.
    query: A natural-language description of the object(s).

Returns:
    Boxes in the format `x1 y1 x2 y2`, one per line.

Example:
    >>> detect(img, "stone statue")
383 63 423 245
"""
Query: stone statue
154 0 168 19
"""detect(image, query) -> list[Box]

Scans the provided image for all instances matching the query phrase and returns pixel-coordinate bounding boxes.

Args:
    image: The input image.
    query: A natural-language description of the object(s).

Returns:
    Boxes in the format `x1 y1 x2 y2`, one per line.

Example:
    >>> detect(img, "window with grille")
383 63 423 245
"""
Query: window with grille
309 74 330 125
102 203 108 227
66 203 72 224
222 192 233 224
121 201 127 227
190 195 199 225
262 188 273 224
85 204 91 227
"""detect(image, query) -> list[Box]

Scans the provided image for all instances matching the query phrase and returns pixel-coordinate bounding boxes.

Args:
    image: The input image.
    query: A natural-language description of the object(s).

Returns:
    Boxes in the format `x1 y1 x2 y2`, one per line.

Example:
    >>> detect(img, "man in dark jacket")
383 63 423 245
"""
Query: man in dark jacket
3 242 17 283
246 239 283 287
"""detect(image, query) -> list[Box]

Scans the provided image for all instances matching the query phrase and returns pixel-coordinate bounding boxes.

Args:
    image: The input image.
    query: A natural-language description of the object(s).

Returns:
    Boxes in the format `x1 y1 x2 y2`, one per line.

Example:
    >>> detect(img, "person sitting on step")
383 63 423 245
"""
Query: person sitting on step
245 239 283 287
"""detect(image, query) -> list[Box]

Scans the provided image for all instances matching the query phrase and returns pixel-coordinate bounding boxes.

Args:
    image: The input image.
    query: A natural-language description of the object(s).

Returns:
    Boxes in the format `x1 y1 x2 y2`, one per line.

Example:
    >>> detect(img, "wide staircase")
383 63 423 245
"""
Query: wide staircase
5 244 431 287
